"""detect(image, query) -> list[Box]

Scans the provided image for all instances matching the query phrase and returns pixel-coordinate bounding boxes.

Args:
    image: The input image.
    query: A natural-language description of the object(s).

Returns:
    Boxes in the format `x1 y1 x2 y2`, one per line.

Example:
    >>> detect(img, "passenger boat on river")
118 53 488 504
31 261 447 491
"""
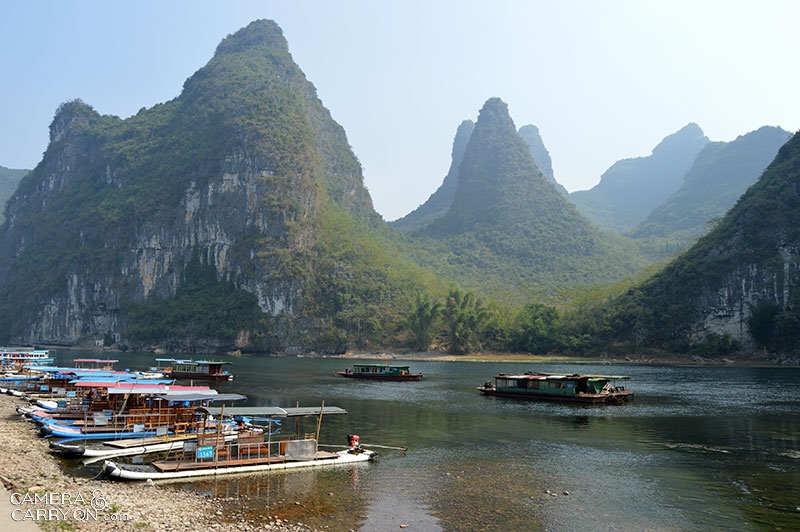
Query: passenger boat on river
477 372 633 404
153 359 233 382
0 347 53 368
336 363 422 381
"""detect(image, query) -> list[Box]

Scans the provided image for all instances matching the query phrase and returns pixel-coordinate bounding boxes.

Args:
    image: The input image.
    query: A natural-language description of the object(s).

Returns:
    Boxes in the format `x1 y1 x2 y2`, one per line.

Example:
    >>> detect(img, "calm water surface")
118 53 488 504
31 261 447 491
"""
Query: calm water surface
59 353 800 531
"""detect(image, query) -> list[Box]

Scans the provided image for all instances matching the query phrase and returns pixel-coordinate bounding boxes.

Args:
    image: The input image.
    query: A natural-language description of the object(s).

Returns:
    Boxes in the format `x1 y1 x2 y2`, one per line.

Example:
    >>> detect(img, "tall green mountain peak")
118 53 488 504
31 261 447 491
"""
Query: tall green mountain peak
0 19 406 352
414 97 646 292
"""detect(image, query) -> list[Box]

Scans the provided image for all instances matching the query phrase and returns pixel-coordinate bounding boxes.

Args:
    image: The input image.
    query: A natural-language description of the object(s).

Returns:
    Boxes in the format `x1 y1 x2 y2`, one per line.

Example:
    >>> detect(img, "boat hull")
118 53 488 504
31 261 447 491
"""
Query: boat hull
335 371 422 382
102 449 376 480
477 385 633 404
166 371 233 382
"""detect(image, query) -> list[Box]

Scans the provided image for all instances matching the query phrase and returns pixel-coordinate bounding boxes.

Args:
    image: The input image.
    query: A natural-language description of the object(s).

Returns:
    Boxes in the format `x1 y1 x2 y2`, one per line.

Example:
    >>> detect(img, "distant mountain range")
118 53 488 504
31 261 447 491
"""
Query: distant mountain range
569 123 709 233
630 126 790 244
0 18 796 356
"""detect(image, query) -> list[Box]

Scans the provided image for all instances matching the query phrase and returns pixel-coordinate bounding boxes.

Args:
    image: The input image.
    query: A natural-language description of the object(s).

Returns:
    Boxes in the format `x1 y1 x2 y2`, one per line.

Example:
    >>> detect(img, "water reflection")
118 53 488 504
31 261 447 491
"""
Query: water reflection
56 352 800 531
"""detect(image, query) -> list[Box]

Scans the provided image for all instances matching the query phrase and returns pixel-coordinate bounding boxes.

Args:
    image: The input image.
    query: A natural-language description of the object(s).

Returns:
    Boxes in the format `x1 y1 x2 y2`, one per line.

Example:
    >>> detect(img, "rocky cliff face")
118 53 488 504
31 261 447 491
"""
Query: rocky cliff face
691 252 799 351
0 20 378 350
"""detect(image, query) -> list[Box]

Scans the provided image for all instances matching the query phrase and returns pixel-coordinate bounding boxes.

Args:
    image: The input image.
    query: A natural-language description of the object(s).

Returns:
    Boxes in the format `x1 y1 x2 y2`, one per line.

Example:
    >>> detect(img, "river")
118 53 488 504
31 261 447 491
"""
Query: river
57 352 800 531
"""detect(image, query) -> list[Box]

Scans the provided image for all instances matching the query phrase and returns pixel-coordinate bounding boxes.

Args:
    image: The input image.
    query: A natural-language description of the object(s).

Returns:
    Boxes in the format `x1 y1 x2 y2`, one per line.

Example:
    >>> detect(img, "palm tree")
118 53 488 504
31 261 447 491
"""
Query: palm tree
403 292 442 352
442 288 489 354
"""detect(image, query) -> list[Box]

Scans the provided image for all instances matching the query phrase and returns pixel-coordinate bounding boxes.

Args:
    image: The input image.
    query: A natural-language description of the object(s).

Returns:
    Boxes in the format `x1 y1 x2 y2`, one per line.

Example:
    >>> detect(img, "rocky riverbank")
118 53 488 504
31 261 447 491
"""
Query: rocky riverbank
0 394 324 532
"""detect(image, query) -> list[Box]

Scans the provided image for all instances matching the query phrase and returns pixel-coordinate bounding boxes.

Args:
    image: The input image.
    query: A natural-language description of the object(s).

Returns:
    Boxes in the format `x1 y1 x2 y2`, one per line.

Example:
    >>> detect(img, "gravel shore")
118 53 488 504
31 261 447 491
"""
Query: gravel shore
0 394 324 531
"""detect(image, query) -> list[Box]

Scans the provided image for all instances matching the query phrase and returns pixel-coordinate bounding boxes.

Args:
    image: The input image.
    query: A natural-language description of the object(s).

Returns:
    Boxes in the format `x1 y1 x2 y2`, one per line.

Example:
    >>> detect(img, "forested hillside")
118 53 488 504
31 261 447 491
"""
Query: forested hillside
390 120 474 232
601 130 800 356
518 124 567 195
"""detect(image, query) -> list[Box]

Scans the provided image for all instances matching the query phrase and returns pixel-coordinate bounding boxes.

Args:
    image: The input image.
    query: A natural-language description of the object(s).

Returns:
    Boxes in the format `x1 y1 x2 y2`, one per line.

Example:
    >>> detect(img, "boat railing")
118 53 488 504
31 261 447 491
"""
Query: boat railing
77 407 210 434
177 435 317 465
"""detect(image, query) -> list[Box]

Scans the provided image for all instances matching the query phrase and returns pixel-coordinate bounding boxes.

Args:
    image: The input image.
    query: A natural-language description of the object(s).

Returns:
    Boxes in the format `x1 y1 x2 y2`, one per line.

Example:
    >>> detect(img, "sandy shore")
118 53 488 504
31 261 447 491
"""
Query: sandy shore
337 349 799 366
0 394 324 532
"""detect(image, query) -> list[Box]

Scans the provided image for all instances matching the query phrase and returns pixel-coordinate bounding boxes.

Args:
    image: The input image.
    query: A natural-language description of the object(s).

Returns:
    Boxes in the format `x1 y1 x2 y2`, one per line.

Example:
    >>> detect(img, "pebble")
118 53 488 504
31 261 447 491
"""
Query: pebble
0 394 331 531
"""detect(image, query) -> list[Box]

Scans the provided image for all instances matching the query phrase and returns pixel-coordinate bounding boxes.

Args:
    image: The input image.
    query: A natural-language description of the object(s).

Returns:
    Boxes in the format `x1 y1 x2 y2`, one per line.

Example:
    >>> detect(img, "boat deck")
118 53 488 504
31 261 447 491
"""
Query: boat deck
151 451 339 472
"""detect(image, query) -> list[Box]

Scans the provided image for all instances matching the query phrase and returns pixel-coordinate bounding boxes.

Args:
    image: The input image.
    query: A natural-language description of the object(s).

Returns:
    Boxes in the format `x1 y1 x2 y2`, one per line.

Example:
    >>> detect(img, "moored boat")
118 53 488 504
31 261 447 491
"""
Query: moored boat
37 386 244 439
49 423 274 462
154 358 233 382
0 347 53 368
101 435 376 480
335 363 422 382
477 372 633 404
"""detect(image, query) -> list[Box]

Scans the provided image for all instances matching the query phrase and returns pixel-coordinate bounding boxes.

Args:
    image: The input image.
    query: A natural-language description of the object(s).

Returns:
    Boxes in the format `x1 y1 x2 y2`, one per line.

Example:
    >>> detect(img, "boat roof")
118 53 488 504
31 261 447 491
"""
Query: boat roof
24 366 126 374
156 358 231 365
105 387 217 396
75 381 211 390
352 363 411 368
146 392 246 402
73 358 119 363
206 405 348 417
495 372 631 380
68 377 174 384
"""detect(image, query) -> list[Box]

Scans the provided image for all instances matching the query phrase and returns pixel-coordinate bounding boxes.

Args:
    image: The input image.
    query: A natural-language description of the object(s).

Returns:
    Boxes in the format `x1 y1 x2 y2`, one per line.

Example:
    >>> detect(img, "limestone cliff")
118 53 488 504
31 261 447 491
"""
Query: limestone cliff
0 20 382 351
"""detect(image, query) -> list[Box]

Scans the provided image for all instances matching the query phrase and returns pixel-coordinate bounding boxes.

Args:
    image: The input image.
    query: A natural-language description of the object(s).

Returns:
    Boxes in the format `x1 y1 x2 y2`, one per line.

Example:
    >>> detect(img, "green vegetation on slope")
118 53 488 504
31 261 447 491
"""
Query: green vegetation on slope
597 130 800 354
413 98 648 299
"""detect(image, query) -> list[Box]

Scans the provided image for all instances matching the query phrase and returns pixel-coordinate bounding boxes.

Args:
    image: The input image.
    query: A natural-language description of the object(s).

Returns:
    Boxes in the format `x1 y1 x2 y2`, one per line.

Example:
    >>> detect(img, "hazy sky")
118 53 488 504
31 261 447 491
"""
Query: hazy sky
2 1 798 221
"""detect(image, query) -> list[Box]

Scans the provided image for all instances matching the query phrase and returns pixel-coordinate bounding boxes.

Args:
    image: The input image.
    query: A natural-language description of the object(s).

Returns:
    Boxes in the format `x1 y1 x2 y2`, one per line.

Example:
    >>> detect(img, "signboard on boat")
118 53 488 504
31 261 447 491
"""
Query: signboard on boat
197 445 215 459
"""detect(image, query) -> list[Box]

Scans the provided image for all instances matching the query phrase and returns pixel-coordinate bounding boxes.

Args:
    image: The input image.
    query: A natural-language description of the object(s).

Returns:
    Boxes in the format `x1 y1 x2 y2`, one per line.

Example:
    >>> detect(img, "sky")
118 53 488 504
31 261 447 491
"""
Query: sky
1 1 799 221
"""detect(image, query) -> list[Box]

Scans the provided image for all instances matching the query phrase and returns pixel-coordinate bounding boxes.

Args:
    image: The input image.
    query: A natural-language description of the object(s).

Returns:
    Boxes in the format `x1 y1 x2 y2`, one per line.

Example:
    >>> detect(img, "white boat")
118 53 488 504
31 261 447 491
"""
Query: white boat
102 437 376 480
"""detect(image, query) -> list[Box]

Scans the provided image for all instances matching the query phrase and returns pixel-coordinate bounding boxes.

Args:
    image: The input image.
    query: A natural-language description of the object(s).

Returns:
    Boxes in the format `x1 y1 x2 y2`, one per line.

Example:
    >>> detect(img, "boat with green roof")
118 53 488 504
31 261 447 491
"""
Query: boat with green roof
478 372 632 404
336 363 422 382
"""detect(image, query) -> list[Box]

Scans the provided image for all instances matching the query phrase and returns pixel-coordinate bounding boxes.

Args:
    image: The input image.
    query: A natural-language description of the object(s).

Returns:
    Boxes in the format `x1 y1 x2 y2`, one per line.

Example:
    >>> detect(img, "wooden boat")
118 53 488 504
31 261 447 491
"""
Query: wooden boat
477 372 633 404
153 358 233 382
37 387 244 439
101 435 376 480
102 402 377 480
335 363 422 382
49 424 274 463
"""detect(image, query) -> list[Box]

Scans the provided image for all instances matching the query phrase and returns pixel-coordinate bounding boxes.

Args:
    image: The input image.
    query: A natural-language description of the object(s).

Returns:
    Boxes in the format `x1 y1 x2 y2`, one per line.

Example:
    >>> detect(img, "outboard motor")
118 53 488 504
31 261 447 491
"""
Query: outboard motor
347 434 361 449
